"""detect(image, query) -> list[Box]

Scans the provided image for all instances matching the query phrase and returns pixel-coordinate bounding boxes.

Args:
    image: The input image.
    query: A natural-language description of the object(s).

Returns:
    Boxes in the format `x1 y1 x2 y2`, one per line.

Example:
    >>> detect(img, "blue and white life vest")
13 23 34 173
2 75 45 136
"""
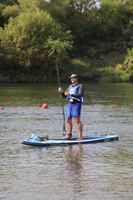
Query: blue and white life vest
67 84 84 102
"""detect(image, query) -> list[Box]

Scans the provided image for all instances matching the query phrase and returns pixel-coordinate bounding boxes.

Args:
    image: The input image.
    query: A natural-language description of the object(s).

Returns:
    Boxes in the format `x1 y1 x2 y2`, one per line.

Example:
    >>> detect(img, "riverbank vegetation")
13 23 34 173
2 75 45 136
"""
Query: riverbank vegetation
0 0 133 83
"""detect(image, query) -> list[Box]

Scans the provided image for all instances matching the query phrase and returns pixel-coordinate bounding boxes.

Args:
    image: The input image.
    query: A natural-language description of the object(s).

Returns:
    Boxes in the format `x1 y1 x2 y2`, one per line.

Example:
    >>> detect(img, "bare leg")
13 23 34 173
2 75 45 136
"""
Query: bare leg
63 117 72 139
67 117 72 134
75 116 82 140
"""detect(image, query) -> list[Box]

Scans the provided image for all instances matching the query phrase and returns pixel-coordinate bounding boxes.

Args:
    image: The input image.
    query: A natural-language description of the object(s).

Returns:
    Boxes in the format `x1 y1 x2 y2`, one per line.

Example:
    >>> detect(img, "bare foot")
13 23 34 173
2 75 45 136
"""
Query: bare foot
63 134 72 140
63 136 72 139
77 137 82 141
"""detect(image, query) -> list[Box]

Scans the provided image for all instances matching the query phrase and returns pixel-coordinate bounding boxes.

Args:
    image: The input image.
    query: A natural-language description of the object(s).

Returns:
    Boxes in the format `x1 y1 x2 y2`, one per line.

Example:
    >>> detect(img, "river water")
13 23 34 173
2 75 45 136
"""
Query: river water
0 83 133 200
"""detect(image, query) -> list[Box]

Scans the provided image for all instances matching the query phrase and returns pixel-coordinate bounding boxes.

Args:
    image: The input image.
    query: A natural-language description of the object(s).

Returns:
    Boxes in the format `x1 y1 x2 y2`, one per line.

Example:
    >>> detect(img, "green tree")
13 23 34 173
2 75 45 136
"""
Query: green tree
0 9 73 68
2 4 20 19
18 0 48 11
96 0 125 40
126 0 133 6
0 0 19 5
0 3 5 27
46 0 99 53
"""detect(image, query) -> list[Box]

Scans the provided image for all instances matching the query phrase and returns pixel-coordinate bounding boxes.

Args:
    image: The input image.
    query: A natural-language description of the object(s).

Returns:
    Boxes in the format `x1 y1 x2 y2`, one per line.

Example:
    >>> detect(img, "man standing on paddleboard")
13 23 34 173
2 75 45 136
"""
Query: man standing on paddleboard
58 74 84 140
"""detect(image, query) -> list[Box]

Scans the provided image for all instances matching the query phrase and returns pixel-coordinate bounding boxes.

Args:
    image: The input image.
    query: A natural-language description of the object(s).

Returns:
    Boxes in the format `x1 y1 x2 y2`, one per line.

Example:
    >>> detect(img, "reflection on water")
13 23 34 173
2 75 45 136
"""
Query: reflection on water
65 145 83 198
0 83 133 200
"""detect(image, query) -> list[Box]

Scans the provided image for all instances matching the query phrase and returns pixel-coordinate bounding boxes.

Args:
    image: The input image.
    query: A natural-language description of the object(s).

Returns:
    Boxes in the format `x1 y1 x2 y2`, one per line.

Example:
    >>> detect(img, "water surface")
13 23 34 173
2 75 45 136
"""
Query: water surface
0 83 133 200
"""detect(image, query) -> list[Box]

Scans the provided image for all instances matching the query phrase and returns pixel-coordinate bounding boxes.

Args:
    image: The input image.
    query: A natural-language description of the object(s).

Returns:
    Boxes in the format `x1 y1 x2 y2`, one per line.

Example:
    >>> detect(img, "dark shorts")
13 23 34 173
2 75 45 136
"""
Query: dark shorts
66 102 81 118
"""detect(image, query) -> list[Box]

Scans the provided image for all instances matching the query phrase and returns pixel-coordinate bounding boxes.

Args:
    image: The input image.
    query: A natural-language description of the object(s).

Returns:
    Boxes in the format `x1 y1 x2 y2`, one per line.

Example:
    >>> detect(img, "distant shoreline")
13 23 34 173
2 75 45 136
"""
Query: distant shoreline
0 76 11 83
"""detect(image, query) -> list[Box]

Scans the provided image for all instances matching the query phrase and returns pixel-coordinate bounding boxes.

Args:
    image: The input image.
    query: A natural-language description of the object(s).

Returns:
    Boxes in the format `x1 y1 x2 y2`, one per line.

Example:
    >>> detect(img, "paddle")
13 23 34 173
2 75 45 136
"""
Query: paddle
56 62 66 136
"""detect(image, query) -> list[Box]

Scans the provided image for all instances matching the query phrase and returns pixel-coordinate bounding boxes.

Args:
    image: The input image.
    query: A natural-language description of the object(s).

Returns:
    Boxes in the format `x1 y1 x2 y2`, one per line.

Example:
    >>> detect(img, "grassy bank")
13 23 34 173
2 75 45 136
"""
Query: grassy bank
1 51 133 83
65 51 133 83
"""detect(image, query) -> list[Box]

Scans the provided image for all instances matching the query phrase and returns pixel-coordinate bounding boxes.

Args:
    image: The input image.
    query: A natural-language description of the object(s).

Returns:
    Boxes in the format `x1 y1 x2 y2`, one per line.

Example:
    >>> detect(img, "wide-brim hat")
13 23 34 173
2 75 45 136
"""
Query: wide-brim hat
69 74 78 78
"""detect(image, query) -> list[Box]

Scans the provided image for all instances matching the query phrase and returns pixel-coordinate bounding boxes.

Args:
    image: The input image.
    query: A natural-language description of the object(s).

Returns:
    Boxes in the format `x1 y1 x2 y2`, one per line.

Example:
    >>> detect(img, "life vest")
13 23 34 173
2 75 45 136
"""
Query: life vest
67 84 84 102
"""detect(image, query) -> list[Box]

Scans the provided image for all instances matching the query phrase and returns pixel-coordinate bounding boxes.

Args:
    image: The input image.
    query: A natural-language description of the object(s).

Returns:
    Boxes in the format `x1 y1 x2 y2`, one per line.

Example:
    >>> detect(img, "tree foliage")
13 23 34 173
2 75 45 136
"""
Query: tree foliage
0 9 73 68
0 0 133 82
2 4 20 18
0 0 19 5
0 3 5 27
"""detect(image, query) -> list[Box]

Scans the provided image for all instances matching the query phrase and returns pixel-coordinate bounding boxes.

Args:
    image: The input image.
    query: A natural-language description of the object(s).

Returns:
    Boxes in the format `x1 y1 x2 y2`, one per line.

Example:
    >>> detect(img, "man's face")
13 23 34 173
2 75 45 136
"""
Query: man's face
71 77 78 84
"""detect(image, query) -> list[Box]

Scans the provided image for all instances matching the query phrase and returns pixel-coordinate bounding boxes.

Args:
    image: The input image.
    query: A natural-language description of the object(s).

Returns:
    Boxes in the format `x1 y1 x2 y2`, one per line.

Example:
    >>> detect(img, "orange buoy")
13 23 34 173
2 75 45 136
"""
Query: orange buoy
99 105 104 107
42 103 48 109
23 107 28 109
35 107 40 109
12 107 17 109
89 105 94 107
57 106 62 108
109 104 117 107
0 107 4 110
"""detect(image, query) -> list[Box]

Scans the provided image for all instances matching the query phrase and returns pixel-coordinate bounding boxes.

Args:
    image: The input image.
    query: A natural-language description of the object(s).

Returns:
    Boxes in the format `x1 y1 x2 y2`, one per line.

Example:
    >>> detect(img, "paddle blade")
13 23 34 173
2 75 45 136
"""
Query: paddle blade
62 123 66 136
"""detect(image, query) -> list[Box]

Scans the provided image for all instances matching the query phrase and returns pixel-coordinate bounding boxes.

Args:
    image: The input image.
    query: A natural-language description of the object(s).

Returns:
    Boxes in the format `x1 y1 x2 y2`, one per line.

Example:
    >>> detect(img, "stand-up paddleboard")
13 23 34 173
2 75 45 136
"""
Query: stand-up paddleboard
21 134 118 147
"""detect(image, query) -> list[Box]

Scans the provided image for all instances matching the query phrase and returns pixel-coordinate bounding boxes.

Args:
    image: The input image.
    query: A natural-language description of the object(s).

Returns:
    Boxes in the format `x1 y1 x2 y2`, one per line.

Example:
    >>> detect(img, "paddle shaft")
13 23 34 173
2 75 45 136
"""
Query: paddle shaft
56 62 66 136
